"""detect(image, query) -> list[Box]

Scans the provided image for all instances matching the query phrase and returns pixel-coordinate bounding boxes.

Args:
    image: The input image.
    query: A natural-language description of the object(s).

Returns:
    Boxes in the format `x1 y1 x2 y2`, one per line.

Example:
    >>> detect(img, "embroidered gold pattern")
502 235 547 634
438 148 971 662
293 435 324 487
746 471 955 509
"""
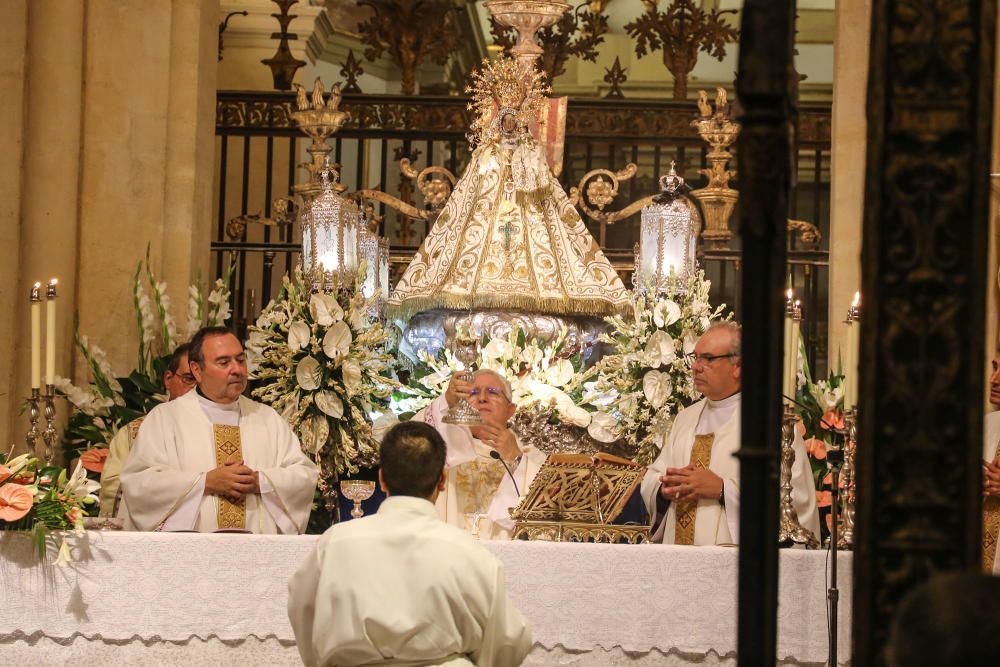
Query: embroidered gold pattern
127 416 145 442
214 424 246 529
454 457 506 533
983 439 1000 571
673 433 715 546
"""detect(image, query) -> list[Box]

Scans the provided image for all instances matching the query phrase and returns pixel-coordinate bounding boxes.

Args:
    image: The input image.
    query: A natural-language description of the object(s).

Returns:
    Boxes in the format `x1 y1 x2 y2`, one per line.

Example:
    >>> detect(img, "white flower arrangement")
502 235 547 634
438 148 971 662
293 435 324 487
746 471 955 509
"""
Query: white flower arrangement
572 270 728 465
248 269 399 476
57 254 233 463
396 327 590 427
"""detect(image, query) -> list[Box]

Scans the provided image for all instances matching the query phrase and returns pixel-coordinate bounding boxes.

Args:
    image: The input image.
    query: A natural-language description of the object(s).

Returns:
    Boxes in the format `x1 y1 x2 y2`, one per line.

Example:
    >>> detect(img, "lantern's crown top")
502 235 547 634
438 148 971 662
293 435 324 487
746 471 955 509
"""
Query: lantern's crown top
466 55 549 147
652 161 691 205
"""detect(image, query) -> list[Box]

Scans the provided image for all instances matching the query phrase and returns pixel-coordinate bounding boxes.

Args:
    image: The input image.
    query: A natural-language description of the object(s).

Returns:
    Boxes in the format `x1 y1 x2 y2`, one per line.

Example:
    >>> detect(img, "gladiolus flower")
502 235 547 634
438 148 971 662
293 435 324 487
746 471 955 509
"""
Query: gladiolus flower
0 484 33 521
80 448 109 473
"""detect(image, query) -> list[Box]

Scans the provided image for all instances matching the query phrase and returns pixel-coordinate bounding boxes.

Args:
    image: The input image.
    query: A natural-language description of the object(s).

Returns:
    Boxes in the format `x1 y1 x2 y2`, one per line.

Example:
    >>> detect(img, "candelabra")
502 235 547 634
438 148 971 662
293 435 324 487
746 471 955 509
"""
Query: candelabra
26 385 58 465
777 404 819 548
838 407 857 547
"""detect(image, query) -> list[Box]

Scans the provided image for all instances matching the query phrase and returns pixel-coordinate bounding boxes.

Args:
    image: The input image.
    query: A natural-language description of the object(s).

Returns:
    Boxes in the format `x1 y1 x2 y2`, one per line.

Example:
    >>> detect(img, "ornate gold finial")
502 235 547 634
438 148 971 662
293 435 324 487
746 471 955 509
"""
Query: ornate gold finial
466 55 550 148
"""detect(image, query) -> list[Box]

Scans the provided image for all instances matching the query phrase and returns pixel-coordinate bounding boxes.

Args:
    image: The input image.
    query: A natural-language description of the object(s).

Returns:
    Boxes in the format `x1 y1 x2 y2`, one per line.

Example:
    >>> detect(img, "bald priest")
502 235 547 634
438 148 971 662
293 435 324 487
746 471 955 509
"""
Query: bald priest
120 327 318 533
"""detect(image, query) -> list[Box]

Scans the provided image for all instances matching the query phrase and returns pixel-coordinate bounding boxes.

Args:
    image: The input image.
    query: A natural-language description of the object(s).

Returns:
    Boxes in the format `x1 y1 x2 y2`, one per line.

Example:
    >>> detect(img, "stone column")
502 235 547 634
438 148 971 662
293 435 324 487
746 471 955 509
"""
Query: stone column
827 0 871 374
0 0 30 452
0 0 220 452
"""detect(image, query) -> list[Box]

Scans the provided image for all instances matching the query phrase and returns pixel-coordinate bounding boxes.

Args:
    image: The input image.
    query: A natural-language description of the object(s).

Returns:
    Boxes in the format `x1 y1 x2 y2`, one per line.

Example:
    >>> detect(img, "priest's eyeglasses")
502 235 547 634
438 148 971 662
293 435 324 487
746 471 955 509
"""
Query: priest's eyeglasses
468 387 509 402
686 352 738 367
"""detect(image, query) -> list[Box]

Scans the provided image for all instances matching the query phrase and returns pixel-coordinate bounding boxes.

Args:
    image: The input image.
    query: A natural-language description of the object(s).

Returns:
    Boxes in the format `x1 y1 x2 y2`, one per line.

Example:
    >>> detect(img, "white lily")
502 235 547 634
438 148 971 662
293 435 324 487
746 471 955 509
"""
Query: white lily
55 538 72 567
64 460 100 504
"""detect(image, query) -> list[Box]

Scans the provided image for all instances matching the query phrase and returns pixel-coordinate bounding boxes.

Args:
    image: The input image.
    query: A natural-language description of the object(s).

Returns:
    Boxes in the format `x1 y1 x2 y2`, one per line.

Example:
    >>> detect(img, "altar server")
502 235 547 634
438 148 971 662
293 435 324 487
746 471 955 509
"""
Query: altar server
417 369 545 540
641 322 819 545
99 343 195 515
982 348 1000 573
120 327 317 533
288 421 532 667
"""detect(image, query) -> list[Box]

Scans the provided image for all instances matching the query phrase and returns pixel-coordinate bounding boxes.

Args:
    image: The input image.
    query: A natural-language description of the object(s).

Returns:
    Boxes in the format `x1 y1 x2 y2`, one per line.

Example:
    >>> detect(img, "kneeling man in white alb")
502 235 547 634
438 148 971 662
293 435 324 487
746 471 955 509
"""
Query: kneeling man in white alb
120 326 317 533
288 421 532 666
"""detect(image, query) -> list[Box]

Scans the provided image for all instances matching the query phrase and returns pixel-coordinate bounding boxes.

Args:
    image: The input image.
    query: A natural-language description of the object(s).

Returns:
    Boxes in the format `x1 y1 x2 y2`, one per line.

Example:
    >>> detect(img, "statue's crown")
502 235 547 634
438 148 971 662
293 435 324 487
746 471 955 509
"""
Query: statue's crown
466 55 549 147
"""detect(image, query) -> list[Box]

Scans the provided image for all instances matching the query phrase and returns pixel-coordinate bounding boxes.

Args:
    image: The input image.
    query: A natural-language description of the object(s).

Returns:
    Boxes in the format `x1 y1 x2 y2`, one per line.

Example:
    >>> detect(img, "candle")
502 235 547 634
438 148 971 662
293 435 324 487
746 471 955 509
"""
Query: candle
791 300 802 397
30 282 41 390
45 279 57 387
844 292 861 408
783 288 794 400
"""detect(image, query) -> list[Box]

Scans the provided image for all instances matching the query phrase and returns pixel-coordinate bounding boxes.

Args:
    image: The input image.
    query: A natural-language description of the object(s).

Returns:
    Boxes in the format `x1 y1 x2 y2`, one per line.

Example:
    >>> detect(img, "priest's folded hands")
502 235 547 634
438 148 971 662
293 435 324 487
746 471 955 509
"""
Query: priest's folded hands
660 464 725 502
205 460 260 503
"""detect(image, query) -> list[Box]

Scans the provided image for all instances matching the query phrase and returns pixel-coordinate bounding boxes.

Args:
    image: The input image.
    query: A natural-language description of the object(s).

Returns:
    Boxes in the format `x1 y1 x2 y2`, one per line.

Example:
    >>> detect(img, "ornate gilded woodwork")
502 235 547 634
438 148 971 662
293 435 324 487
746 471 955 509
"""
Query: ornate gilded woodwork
853 1 995 664
625 0 738 101
355 0 461 96
215 92 833 147
489 2 608 85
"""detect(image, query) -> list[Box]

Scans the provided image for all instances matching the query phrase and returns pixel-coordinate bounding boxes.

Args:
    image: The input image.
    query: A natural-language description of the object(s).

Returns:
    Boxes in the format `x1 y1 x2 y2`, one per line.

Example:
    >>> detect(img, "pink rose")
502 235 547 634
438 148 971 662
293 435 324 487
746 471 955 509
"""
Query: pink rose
0 484 33 522
80 448 109 474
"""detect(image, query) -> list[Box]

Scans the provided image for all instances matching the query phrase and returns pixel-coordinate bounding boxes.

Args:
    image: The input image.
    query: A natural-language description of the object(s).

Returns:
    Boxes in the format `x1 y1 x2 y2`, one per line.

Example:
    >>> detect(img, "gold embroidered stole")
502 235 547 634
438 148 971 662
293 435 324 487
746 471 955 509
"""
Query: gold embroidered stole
674 433 716 546
453 457 506 533
127 416 145 442
984 439 1000 571
213 424 246 530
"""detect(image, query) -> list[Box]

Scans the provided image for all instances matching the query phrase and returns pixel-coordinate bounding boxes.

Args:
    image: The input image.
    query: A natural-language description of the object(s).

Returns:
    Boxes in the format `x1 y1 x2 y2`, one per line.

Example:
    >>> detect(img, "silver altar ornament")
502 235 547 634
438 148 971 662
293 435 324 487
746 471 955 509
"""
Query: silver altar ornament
302 162 360 293
635 161 699 295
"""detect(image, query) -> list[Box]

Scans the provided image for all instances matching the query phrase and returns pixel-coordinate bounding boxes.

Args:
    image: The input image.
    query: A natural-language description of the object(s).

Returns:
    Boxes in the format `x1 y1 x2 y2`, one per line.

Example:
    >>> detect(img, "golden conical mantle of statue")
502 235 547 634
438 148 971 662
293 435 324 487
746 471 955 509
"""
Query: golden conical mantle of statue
387 57 629 320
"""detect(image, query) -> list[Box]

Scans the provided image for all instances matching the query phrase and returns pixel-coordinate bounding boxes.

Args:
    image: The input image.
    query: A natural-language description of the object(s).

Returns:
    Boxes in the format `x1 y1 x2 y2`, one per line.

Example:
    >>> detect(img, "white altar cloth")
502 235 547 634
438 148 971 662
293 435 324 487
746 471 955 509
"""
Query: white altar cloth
0 531 850 665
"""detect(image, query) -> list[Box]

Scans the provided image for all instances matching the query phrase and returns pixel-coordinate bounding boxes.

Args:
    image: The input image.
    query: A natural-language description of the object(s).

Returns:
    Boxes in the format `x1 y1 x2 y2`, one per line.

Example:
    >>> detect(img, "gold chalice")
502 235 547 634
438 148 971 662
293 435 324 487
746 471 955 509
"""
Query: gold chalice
340 480 376 519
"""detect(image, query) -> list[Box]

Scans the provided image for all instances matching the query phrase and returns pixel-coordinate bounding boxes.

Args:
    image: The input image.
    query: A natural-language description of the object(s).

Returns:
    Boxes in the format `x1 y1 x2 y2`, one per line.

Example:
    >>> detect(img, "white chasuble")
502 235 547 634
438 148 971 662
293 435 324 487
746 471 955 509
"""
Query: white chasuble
641 393 820 545
120 390 318 534
288 496 532 667
983 411 1000 573
417 395 545 540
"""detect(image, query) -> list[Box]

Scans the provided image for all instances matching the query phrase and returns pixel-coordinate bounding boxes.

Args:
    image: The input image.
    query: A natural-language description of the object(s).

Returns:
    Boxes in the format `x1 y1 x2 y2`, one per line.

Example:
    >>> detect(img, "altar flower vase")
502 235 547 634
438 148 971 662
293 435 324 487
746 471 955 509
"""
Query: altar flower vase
80 447 109 473
0 483 33 521
322 321 352 362
287 321 311 352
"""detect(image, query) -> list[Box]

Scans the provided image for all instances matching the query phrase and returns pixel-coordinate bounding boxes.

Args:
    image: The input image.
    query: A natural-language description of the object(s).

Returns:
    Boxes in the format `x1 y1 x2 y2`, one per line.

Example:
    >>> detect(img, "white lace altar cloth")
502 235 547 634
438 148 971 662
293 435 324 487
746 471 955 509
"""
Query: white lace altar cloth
0 532 850 665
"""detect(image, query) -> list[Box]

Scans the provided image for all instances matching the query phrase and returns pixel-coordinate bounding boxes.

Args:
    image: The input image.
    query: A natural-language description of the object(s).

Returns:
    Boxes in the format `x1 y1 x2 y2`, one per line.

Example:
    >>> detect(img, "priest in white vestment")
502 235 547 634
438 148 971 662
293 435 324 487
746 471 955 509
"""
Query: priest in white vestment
99 343 195 515
417 369 545 540
288 421 532 667
120 327 317 533
982 349 1000 573
641 322 819 545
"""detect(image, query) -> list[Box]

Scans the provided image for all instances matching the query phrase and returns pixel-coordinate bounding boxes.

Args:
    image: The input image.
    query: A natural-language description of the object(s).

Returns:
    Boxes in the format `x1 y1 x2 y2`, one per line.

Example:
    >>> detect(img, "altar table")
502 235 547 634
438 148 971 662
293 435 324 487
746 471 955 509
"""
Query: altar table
1 531 851 666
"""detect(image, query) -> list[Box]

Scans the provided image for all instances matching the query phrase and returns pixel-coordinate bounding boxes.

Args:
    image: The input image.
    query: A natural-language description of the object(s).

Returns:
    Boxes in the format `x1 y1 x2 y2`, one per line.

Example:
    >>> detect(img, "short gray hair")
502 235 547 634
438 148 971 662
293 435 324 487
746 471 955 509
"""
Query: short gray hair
704 321 741 357
471 368 513 401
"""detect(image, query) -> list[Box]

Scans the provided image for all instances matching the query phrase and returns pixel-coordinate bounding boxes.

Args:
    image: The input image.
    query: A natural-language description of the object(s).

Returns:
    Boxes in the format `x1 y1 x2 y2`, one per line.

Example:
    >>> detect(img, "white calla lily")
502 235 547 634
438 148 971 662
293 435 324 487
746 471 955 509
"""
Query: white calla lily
287 321 311 352
298 414 329 454
309 293 343 326
545 358 575 387
588 411 620 443
341 358 362 394
295 356 322 391
322 321 352 362
481 338 512 362
315 391 344 419
642 369 673 409
644 330 676 368
653 299 682 328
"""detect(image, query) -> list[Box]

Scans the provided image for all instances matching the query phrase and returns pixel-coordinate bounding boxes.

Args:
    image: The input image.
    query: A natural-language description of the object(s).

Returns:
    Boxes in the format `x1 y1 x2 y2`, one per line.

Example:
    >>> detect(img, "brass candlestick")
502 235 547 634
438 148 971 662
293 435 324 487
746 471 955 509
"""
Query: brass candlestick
839 407 857 548
26 385 59 465
778 404 819 548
